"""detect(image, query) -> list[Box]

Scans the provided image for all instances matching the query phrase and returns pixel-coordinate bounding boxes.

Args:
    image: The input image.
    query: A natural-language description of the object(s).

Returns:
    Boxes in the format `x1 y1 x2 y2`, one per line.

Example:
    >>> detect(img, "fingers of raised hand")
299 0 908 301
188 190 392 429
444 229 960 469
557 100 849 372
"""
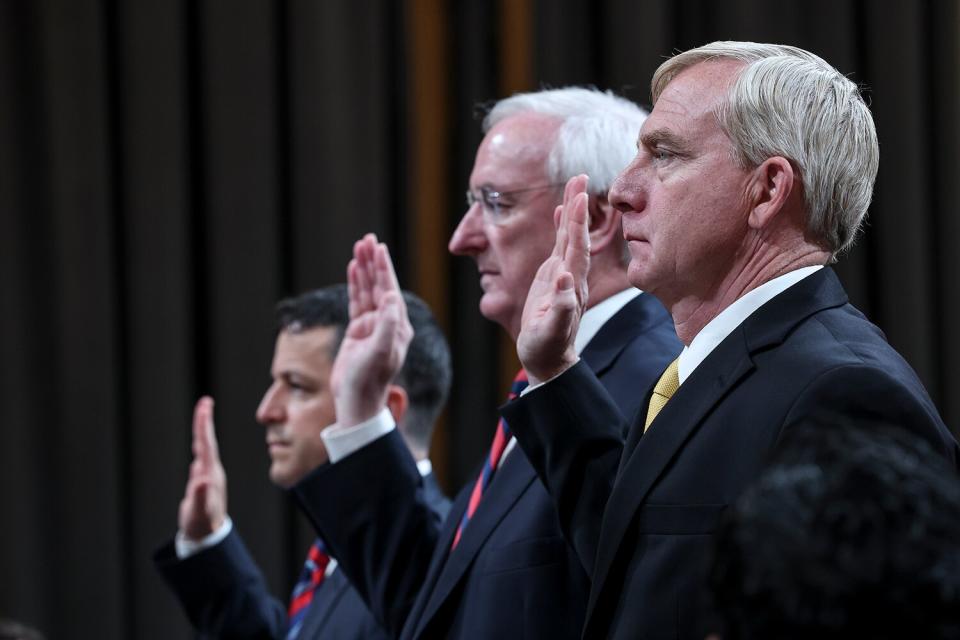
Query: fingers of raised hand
373 242 404 305
348 258 361 319
566 191 590 264
192 396 218 466
554 203 569 259
556 175 589 257
352 236 377 314
375 290 412 362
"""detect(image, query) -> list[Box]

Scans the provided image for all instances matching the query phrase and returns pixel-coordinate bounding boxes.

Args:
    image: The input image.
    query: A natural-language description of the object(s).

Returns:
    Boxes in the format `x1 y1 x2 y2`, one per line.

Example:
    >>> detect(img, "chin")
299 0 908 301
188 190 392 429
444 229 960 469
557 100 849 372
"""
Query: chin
269 466 296 489
626 259 654 290
478 293 514 329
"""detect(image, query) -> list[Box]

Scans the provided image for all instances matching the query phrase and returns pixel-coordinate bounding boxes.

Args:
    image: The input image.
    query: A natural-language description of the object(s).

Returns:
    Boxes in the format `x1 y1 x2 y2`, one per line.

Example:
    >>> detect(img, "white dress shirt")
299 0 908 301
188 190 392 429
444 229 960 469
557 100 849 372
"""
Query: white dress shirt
677 266 822 384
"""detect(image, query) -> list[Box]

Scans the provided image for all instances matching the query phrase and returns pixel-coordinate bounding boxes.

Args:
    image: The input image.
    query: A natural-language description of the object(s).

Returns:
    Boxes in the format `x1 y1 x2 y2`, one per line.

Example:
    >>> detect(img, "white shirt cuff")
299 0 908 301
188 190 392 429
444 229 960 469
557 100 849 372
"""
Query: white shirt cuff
321 408 396 463
175 515 233 559
416 458 433 477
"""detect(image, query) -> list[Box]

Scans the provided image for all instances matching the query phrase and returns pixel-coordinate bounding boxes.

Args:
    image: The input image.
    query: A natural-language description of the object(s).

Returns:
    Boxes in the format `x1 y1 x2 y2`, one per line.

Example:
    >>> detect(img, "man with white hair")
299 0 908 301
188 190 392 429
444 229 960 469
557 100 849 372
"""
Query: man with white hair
501 42 960 638
292 88 681 638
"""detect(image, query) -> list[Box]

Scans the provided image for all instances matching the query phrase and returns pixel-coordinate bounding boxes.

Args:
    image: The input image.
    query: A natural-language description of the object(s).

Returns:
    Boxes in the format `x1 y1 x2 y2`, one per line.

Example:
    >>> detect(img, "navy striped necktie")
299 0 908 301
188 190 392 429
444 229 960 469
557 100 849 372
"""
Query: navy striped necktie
287 538 330 639
451 369 529 549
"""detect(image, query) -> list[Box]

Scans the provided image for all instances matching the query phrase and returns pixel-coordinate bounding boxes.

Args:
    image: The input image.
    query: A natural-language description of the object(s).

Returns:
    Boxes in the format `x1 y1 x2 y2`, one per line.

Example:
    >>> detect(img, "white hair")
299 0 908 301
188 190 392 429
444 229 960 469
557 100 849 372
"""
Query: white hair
483 87 648 196
653 41 879 258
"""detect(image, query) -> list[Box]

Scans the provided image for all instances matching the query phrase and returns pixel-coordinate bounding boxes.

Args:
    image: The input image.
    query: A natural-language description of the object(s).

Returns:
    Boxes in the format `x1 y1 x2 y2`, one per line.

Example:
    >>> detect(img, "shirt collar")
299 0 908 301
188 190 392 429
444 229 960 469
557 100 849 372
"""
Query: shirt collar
416 458 433 477
677 265 822 384
575 288 642 355
504 288 642 465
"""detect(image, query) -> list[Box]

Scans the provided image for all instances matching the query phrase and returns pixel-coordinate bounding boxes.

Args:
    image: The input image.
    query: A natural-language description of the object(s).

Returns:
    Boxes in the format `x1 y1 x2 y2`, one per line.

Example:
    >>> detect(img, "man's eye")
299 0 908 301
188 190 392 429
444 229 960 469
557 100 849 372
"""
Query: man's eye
287 380 310 393
653 147 673 161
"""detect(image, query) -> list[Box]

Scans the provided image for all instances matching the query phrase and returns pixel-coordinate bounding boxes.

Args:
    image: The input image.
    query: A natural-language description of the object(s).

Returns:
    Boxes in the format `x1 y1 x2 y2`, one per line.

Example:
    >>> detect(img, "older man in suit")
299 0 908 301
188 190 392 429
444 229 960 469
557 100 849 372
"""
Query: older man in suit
503 42 960 639
292 88 681 639
154 286 451 639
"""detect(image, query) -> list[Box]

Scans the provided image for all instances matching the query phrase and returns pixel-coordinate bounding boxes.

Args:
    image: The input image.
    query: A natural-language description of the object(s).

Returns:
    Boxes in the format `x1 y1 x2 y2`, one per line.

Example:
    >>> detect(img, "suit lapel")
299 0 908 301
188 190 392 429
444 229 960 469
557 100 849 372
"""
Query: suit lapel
401 488 468 638
300 565 350 637
411 448 537 637
580 293 668 378
587 268 850 621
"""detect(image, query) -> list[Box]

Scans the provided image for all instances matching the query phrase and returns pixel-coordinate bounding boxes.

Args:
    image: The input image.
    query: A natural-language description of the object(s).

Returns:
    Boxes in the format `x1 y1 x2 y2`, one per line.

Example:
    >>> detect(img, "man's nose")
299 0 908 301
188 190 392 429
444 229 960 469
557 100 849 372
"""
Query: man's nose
449 202 488 256
255 384 284 425
609 163 646 214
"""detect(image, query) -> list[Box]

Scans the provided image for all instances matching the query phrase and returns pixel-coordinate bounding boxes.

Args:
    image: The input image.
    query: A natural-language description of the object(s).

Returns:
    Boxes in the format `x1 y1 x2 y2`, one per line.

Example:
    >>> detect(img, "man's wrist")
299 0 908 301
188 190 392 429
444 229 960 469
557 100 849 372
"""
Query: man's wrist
334 389 388 429
175 515 233 559
523 357 580 394
321 408 395 462
525 351 579 386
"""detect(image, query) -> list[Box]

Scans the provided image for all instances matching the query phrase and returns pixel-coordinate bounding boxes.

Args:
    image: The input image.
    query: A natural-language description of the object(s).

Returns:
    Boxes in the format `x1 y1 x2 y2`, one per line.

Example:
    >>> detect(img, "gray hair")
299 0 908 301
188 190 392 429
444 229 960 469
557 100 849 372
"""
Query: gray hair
483 87 648 196
652 42 879 258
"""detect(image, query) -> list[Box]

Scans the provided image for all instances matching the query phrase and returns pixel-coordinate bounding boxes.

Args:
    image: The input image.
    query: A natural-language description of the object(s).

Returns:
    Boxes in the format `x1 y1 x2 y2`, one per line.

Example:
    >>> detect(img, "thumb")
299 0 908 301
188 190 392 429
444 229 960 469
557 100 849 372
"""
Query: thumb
546 272 579 333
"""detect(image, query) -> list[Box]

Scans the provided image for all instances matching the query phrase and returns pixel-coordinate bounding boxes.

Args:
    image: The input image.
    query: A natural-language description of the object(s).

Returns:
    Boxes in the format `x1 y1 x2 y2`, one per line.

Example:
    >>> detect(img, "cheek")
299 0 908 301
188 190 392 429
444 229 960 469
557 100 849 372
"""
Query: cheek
288 399 335 444
508 221 554 265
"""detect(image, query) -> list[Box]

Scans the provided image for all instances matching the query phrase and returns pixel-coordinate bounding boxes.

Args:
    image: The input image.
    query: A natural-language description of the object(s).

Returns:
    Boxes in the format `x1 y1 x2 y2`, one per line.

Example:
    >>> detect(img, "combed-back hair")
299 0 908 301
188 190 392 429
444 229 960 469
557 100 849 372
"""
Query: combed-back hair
483 86 648 197
652 42 879 258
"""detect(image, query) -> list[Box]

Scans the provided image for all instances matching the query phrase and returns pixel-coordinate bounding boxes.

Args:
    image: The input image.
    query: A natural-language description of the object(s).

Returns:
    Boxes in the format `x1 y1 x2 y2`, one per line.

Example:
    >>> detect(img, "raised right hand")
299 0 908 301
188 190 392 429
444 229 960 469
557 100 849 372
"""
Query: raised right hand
330 234 414 427
517 175 591 384
178 396 227 541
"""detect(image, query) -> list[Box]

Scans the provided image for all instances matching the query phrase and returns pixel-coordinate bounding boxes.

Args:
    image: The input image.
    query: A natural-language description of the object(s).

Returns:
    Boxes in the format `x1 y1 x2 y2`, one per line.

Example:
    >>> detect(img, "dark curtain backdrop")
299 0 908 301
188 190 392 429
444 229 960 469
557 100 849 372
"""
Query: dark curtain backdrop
1 1 957 638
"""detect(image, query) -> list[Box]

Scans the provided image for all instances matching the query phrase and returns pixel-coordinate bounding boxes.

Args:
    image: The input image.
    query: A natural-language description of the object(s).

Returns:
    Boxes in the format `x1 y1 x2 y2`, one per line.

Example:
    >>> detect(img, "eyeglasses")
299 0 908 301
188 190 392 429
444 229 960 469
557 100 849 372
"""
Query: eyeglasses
465 183 566 223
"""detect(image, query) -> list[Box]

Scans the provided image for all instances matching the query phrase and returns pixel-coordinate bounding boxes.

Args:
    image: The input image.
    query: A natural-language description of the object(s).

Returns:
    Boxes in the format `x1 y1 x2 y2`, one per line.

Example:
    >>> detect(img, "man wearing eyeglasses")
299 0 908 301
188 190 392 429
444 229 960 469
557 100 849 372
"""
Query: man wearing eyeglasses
292 89 682 639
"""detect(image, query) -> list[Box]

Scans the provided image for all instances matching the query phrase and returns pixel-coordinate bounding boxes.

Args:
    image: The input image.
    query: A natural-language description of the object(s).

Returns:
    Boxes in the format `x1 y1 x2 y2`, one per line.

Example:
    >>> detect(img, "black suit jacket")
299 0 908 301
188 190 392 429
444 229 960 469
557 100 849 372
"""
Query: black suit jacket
503 268 960 639
154 473 449 639
294 293 681 639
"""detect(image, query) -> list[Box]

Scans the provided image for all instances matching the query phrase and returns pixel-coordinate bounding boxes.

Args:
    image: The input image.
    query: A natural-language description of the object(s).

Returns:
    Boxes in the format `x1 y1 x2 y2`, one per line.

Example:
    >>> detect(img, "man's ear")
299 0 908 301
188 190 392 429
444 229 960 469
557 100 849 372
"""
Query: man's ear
587 194 622 256
748 156 796 230
386 384 409 425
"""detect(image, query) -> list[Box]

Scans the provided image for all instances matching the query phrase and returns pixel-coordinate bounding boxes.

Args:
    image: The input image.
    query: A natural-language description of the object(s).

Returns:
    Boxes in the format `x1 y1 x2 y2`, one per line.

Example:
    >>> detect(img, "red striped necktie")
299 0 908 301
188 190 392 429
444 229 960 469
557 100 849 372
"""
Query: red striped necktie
287 538 331 639
451 369 529 550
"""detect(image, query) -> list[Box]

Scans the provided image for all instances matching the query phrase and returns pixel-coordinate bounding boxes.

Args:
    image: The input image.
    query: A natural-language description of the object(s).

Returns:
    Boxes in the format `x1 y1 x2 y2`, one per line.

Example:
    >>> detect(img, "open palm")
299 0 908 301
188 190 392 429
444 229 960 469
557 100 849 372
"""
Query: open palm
330 234 413 427
517 175 591 384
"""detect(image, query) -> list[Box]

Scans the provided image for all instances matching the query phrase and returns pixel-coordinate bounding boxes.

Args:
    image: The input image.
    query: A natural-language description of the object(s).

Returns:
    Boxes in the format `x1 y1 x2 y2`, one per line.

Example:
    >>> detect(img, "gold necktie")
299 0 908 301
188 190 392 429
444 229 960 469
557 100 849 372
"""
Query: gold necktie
644 358 680 432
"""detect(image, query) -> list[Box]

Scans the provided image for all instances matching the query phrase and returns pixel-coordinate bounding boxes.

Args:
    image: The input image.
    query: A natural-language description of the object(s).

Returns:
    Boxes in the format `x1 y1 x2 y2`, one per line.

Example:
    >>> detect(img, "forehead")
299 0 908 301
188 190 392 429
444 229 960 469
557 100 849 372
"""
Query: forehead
272 326 337 374
471 112 560 188
640 59 743 143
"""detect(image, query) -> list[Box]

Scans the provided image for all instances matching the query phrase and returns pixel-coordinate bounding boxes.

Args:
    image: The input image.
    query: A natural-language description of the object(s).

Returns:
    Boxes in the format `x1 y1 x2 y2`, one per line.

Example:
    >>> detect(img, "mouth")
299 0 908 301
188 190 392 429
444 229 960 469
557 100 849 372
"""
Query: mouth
478 270 499 289
266 440 290 453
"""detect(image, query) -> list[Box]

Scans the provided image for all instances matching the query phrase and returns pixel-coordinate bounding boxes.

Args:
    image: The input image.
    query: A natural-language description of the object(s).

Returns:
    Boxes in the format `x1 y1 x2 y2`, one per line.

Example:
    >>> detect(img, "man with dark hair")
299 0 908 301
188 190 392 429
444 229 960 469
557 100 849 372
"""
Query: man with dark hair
708 420 960 639
0 619 45 640
155 284 451 639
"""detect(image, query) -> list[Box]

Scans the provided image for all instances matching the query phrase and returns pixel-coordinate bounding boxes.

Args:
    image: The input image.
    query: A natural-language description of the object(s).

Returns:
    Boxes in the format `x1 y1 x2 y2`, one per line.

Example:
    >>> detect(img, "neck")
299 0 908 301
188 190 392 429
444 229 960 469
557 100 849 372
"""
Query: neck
668 244 828 345
586 260 632 311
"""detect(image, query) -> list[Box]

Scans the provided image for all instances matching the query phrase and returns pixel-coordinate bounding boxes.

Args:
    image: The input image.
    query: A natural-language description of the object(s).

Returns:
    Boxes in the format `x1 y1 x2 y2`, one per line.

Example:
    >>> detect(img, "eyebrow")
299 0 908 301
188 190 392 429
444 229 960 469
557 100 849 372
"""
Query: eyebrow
279 370 317 385
476 182 523 194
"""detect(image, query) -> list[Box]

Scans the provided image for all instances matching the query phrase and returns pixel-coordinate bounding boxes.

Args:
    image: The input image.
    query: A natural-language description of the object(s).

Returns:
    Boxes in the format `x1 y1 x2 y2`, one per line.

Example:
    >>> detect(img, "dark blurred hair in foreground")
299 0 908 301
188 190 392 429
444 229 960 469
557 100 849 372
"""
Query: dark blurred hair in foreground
709 417 960 639
0 620 44 640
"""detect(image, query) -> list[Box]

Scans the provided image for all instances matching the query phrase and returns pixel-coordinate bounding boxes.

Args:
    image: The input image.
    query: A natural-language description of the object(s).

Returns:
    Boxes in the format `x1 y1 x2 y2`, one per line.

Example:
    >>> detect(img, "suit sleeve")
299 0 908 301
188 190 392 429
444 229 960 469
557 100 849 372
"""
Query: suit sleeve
154 529 287 639
292 429 447 637
501 360 628 576
781 363 960 464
